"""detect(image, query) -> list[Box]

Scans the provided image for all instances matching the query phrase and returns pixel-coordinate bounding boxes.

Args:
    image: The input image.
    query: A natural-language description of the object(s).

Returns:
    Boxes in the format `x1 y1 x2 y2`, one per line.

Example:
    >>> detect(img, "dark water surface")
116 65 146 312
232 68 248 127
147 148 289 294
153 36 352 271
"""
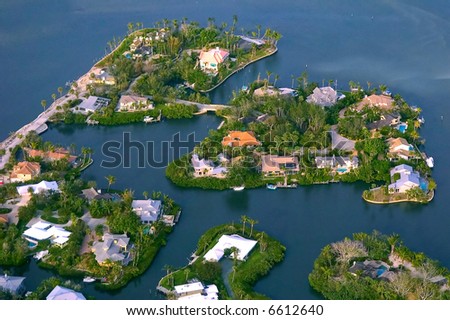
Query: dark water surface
1 0 450 299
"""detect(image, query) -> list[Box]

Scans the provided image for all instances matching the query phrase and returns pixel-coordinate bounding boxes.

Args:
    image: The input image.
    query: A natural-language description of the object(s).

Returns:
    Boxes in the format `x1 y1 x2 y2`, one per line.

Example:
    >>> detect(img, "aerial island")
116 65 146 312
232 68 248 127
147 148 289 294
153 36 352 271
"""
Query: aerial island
0 16 437 299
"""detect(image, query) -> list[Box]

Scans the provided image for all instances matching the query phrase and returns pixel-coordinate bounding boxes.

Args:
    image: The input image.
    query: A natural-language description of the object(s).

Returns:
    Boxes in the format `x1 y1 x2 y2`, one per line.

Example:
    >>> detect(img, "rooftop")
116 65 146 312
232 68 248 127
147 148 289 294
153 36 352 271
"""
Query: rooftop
204 234 258 262
46 285 86 300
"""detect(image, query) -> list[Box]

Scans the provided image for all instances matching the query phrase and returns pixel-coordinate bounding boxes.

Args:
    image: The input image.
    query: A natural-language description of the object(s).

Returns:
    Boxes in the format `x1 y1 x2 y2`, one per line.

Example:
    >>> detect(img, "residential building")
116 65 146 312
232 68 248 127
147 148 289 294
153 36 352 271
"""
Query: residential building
253 86 297 98
366 113 401 131
81 187 120 203
24 147 77 164
221 131 260 148
46 285 86 300
315 156 359 173
23 221 71 246
356 94 395 111
117 95 153 112
74 96 110 115
204 234 258 262
10 161 41 182
387 137 414 160
92 233 131 266
349 260 395 282
199 47 229 73
191 154 228 177
90 69 116 85
16 180 59 195
390 164 414 177
176 282 219 300
388 164 423 193
0 275 26 295
306 86 344 107
261 155 299 175
132 199 162 224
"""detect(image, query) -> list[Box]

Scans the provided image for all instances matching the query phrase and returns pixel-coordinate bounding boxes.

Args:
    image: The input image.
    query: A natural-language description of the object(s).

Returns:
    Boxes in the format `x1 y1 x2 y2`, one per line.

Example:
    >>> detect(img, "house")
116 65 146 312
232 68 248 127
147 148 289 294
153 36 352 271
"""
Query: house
46 285 86 300
81 187 120 203
253 86 297 98
23 221 71 246
74 96 111 115
176 282 219 300
388 164 422 193
306 86 344 107
174 282 204 297
221 131 260 148
315 156 359 173
349 260 393 282
132 199 162 224
90 69 116 85
0 275 26 295
366 113 401 131
24 147 77 164
92 233 131 266
203 234 258 262
117 95 153 112
191 154 228 177
387 137 414 160
261 155 299 175
356 94 395 111
10 161 41 182
16 180 59 195
199 47 229 73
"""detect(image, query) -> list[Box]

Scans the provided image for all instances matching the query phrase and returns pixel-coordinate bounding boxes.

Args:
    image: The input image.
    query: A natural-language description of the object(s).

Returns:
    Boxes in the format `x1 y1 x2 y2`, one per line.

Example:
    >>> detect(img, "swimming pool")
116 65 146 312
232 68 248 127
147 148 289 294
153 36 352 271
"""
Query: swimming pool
398 124 408 133
27 241 37 249
337 168 347 173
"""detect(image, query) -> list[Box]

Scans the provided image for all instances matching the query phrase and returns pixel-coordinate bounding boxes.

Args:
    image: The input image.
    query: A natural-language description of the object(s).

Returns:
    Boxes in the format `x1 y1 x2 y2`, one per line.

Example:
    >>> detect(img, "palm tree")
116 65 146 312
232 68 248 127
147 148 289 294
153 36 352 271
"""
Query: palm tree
105 175 116 192
240 215 248 235
127 22 134 34
184 268 190 281
367 81 372 91
232 14 238 29
41 99 47 111
51 93 56 102
256 24 262 38
143 191 149 199
257 232 268 252
57 86 63 97
273 74 280 87
387 233 401 255
247 218 258 238
122 189 134 205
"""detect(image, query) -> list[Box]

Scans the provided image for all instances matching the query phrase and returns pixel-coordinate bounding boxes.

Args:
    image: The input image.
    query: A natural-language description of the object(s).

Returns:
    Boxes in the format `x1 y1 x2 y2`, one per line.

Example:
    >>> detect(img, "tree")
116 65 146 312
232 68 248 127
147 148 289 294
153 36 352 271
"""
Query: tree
257 232 268 252
240 215 248 235
143 191 149 199
105 175 116 192
331 238 368 266
273 74 280 87
41 99 47 111
51 93 56 102
247 218 258 238
58 87 63 97
387 233 401 255
184 268 190 281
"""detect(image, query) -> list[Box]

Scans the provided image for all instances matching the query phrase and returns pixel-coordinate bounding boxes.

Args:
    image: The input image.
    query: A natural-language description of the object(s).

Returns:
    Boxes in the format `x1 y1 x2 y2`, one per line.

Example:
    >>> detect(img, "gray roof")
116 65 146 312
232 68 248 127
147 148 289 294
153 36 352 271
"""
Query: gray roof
92 233 130 264
367 113 400 131
0 275 26 294
349 260 391 281
46 285 86 300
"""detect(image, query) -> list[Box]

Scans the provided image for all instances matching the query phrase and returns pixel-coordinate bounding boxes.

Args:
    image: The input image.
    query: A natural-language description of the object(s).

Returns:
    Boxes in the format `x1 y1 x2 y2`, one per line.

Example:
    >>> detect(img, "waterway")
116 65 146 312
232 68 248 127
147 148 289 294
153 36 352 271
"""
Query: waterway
1 0 450 299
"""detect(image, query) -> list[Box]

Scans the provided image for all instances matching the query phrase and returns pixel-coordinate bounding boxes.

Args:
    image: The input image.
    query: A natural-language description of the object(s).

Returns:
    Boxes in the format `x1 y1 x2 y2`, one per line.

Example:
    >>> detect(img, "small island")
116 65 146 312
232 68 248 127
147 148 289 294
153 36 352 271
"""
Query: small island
156 220 285 300
309 232 450 299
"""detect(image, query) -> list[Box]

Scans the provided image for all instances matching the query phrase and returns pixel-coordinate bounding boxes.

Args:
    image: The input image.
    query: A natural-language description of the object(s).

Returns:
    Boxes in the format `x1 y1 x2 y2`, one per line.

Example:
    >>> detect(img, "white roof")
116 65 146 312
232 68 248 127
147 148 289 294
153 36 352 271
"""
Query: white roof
204 234 258 262
46 285 86 300
52 237 70 245
174 281 204 295
16 180 59 195
23 222 71 242
191 154 214 170
77 96 110 112
177 284 219 301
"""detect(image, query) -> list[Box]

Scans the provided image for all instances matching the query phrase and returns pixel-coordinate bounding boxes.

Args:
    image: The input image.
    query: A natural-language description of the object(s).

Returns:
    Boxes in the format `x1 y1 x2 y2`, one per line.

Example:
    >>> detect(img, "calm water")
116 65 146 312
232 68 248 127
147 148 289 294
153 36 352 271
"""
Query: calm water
1 0 450 299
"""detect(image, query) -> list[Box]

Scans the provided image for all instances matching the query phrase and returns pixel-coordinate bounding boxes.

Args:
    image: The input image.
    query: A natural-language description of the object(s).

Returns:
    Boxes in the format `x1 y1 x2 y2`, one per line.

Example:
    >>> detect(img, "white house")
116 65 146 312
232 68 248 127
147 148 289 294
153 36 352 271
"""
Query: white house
74 96 110 115
16 180 59 195
315 156 359 173
388 164 422 193
176 283 219 300
117 95 153 112
387 137 414 160
132 199 162 224
23 221 71 246
203 234 258 262
174 282 204 297
0 275 26 296
191 154 228 177
199 47 229 73
46 285 86 300
306 86 344 107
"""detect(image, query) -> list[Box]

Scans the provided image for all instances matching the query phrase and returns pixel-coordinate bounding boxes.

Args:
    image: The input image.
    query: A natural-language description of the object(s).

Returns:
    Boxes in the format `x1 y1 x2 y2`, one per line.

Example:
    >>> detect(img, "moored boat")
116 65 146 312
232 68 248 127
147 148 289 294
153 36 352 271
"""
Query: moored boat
266 184 277 190
426 157 434 168
83 276 96 283
232 185 245 191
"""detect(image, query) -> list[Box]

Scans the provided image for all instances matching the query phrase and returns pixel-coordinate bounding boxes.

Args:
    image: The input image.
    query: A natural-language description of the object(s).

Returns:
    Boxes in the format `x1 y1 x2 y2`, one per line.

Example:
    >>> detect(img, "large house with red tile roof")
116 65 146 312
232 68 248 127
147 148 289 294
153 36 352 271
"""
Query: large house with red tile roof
10 161 41 182
24 148 77 164
221 131 260 148
199 47 229 73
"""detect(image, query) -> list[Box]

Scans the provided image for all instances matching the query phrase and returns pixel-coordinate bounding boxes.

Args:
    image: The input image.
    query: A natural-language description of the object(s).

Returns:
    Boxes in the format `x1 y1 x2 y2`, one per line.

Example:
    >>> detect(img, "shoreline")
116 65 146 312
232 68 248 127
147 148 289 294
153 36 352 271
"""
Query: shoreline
362 189 434 204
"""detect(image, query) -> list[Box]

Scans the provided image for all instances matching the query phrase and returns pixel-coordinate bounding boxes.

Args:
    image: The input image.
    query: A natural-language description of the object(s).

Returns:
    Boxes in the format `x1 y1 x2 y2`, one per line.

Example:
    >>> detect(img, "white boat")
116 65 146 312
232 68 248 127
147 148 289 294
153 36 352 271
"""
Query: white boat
418 116 425 124
33 250 48 261
426 157 434 168
266 184 277 190
83 276 96 283
232 186 245 191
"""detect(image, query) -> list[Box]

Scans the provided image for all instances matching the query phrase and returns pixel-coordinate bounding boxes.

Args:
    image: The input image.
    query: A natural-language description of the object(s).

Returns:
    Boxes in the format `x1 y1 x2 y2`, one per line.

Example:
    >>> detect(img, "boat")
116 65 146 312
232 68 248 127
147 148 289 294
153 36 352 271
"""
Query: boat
426 157 434 168
266 184 277 190
33 250 48 261
232 185 245 191
83 276 96 283
418 116 425 124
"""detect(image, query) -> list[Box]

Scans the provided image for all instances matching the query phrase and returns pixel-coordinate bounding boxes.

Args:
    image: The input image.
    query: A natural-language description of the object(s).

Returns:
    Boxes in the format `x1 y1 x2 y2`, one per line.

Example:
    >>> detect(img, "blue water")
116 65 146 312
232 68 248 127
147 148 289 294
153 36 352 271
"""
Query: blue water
398 124 407 133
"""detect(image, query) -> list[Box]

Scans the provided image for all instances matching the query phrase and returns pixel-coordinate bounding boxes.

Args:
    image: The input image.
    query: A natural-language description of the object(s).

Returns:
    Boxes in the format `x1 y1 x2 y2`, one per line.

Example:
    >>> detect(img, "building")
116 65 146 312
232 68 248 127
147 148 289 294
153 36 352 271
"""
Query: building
306 86 344 107
199 47 229 73
74 96 110 115
261 155 299 175
387 137 414 160
191 154 228 177
356 94 395 111
221 131 260 148
204 234 258 262
23 221 71 246
0 275 26 296
174 282 204 298
349 260 394 281
10 161 41 182
24 147 77 164
92 233 131 266
253 86 297 98
90 69 116 85
117 95 153 112
315 156 359 173
175 282 219 300
81 188 120 203
16 180 59 195
46 285 86 300
132 199 162 224
388 164 423 193
366 113 401 131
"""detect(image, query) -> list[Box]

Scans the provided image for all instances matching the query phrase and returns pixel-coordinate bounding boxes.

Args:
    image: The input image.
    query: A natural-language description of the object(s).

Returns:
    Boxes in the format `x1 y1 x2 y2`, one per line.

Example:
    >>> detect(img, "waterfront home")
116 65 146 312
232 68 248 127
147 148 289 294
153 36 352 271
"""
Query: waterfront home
388 164 423 193
74 96 111 115
90 69 116 85
16 180 59 195
92 233 131 266
10 161 41 182
203 234 258 262
199 47 229 73
117 95 153 112
131 199 162 224
366 112 401 131
356 94 395 112
306 86 344 107
23 221 71 246
0 275 26 296
349 260 394 282
175 282 219 300
191 154 228 177
46 285 86 300
387 137 414 160
261 155 299 176
221 131 260 148
24 147 77 164
315 156 359 173
81 187 120 203
253 86 297 98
